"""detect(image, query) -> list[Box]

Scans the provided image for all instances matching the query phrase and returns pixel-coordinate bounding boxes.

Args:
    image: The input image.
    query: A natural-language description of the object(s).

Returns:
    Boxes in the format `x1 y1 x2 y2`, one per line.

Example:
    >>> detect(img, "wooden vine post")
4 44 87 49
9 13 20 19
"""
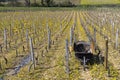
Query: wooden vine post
33 24 37 35
65 39 69 74
0 44 2 53
105 39 108 70
60 24 62 35
115 29 119 49
47 26 51 49
94 28 96 44
4 28 7 51
26 29 29 49
70 27 73 47
15 47 18 57
20 25 24 42
0 62 2 70
74 34 76 43
29 38 35 70
83 56 86 71
108 67 111 77
111 21 114 36
9 24 13 37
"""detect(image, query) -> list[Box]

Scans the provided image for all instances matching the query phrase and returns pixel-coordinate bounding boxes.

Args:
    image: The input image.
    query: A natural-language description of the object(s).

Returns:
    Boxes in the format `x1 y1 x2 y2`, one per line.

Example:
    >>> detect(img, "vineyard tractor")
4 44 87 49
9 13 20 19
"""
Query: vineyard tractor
73 41 104 70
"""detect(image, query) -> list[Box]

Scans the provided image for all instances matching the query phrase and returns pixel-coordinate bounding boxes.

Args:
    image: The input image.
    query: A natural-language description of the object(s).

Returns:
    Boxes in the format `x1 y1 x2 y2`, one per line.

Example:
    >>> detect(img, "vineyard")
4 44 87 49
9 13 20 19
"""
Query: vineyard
0 9 120 80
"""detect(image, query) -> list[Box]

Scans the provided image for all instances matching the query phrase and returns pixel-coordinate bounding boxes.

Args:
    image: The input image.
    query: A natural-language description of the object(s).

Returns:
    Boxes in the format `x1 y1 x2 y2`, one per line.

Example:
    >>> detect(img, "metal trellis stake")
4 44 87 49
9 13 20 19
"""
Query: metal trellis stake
29 38 35 69
65 39 69 74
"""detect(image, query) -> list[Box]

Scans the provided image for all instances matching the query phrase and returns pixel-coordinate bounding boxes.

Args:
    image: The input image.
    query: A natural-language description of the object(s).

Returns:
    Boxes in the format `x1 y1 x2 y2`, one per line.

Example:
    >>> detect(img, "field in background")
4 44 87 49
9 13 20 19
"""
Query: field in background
81 0 120 5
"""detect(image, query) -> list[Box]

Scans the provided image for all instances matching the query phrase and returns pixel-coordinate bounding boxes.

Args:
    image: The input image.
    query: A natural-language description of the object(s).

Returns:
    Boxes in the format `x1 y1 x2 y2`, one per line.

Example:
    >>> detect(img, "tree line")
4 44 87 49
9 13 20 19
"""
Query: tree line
0 0 76 7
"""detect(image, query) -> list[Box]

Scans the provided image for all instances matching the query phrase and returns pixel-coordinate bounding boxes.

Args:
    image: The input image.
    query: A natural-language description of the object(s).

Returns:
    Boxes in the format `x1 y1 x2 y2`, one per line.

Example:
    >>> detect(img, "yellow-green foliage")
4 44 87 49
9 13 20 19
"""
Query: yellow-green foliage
90 64 119 80
81 0 120 5
90 64 107 80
